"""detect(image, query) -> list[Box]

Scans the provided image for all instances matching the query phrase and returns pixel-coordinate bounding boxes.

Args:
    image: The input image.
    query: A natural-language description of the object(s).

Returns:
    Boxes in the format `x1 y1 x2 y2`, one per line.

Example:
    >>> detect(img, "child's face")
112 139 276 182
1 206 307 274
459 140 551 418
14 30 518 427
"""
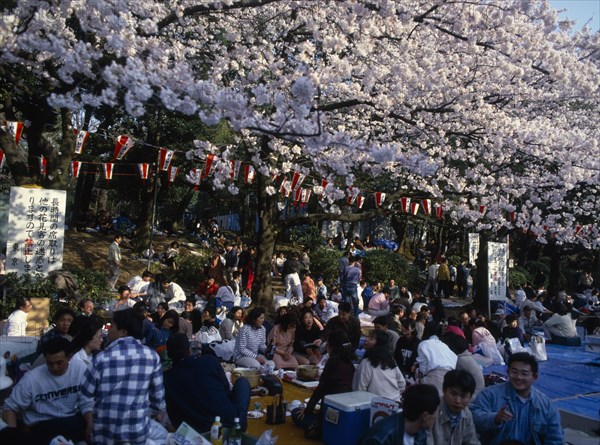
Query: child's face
443 387 472 415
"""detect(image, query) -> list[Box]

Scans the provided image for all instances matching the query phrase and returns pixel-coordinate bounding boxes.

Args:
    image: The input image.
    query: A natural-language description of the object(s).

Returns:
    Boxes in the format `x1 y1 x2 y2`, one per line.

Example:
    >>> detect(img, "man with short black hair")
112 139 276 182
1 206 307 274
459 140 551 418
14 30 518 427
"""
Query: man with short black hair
2 337 92 442
373 316 399 356
314 295 338 324
359 384 440 444
81 309 166 445
471 352 563 445
323 301 361 350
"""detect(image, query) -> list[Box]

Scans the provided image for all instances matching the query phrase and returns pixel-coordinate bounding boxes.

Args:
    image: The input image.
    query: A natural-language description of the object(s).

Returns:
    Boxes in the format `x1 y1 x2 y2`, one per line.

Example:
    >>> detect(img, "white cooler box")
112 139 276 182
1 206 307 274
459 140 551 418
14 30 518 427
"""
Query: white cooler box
323 391 376 445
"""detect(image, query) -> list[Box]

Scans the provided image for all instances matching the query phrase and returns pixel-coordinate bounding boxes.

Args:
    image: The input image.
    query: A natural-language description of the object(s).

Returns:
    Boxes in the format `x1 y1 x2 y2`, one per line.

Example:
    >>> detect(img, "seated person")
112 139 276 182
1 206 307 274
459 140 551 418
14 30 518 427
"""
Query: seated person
127 270 154 300
471 352 563 445
196 277 219 300
387 303 406 335
543 301 577 341
163 277 187 311
358 384 440 445
373 316 400 356
164 333 251 433
517 306 542 341
501 314 525 346
2 337 92 443
430 370 479 445
394 318 420 378
442 333 485 401
215 283 236 310
293 308 323 365
267 312 299 369
3 297 33 336
368 284 390 316
37 307 76 354
353 330 406 402
314 295 338 325
109 285 135 315
323 302 361 350
219 306 244 340
232 307 274 369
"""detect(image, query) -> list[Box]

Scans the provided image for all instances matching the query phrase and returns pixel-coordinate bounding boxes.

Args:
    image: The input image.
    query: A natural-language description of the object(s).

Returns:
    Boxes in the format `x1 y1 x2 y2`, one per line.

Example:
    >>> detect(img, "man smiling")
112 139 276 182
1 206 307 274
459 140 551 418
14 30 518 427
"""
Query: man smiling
470 352 563 445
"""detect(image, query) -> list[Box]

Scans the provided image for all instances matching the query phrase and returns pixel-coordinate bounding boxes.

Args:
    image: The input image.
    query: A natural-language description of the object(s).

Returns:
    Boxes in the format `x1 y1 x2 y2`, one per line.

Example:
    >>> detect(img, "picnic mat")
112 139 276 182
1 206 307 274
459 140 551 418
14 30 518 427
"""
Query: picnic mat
246 381 322 445
553 393 600 421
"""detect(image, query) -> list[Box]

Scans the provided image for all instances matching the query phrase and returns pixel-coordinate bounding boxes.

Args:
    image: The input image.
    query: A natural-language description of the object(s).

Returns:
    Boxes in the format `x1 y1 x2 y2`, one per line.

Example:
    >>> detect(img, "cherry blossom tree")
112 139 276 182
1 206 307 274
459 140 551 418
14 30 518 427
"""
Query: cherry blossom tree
1 0 599 305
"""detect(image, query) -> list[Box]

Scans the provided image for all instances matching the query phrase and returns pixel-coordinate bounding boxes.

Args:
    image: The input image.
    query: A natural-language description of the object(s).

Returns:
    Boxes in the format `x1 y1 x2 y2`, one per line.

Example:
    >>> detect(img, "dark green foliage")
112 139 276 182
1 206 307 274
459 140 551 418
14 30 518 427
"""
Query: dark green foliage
310 247 343 286
363 250 421 289
172 250 209 286
508 266 531 289
289 225 324 251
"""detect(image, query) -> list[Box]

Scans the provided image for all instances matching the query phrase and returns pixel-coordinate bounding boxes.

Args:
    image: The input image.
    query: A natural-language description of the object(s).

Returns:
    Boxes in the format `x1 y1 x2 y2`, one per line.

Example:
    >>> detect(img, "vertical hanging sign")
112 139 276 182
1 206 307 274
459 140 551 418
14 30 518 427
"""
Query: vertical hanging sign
488 242 508 301
6 187 67 275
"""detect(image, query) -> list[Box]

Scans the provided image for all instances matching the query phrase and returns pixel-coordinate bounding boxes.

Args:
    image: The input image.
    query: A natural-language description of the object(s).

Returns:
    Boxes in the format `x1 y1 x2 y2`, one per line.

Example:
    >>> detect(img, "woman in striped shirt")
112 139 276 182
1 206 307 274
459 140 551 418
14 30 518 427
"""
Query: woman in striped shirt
233 307 274 369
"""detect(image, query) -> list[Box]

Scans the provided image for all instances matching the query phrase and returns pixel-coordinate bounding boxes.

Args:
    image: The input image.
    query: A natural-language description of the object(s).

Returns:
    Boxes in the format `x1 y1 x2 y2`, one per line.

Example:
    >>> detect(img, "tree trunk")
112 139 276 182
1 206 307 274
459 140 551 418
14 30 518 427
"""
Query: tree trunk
475 233 489 316
252 170 277 310
133 182 155 253
547 241 561 298
70 162 97 229
390 214 407 248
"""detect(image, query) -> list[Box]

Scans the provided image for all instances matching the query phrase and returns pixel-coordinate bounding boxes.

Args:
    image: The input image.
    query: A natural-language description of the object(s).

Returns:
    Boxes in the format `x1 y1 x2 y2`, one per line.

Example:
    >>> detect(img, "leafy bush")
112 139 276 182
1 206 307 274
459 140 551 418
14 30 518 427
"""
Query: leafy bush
508 266 531 289
172 250 209 285
289 225 324 251
71 268 112 308
363 250 421 289
310 247 343 286
0 273 56 319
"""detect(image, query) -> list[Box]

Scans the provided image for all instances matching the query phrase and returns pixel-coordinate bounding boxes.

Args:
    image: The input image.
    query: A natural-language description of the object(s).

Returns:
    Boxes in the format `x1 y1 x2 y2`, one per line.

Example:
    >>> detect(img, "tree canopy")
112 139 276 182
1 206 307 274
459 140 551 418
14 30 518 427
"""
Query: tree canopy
1 0 599 249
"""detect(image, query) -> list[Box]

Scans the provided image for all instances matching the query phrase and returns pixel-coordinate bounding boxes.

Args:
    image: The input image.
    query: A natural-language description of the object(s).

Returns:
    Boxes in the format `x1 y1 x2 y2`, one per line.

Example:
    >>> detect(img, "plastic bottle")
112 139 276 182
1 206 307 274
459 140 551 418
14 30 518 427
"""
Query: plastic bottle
228 417 242 445
210 416 223 445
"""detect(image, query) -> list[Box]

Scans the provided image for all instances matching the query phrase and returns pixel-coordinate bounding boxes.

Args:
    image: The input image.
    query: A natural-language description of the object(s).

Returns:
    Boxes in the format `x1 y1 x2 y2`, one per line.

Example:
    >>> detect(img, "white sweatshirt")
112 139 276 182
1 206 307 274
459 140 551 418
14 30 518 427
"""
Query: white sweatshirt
4 359 92 425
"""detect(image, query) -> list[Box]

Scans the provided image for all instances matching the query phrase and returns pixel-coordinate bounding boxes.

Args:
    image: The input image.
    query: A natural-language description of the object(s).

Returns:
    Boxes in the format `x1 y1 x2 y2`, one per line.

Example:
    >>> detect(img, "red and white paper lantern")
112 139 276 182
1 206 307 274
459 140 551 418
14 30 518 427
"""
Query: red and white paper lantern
421 199 431 215
244 164 255 184
357 195 365 209
71 161 82 178
159 147 174 171
0 150 5 170
291 172 306 191
204 153 215 177
114 135 134 160
39 156 47 176
7 121 24 145
230 160 242 181
400 197 411 213
168 166 179 184
435 204 444 219
375 192 386 207
103 163 114 180
411 202 419 215
138 163 150 180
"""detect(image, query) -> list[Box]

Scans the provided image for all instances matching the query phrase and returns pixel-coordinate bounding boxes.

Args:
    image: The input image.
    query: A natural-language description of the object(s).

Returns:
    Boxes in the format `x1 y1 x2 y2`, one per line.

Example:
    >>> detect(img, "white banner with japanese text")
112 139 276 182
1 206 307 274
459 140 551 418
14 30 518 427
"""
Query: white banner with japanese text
5 186 66 275
488 241 508 301
468 233 480 266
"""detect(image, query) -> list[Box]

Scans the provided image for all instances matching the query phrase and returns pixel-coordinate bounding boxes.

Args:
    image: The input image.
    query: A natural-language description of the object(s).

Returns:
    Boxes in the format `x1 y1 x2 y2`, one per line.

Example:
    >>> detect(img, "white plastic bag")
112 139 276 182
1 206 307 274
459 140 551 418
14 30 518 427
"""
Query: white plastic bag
209 339 236 362
197 326 222 344
256 429 279 445
479 342 505 365
530 335 548 361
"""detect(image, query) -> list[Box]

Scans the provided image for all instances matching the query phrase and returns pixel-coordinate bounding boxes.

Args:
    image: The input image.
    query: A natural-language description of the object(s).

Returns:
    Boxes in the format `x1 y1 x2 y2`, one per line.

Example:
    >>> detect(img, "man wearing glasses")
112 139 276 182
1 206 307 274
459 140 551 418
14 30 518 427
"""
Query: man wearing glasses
470 352 563 445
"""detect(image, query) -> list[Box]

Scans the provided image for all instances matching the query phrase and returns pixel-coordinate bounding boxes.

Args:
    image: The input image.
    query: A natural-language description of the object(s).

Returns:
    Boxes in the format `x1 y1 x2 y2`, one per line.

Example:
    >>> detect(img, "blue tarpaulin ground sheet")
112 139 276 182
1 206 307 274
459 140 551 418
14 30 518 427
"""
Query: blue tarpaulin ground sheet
484 343 600 400
554 394 600 421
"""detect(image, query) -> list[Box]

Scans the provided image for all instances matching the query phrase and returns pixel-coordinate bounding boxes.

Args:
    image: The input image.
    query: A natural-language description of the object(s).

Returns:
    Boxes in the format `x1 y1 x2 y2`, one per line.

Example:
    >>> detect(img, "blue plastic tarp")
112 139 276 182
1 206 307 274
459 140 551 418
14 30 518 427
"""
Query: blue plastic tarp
554 394 600 420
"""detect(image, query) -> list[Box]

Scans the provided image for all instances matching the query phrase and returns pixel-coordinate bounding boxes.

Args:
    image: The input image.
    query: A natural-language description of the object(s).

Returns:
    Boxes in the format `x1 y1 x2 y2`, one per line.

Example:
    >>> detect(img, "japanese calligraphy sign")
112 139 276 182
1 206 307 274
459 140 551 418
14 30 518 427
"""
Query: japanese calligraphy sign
488 242 508 302
6 187 66 276
468 233 480 266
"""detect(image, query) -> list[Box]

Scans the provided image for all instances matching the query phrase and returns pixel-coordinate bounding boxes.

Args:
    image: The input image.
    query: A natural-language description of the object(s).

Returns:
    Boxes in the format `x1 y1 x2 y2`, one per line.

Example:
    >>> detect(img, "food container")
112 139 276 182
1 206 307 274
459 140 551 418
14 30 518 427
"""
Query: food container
232 367 262 388
296 365 319 381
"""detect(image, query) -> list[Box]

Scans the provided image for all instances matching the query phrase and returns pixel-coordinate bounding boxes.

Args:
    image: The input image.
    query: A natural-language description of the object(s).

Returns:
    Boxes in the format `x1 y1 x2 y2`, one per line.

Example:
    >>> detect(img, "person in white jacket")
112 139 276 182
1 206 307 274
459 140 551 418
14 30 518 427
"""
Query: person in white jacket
3 297 33 336
353 330 406 402
2 336 93 442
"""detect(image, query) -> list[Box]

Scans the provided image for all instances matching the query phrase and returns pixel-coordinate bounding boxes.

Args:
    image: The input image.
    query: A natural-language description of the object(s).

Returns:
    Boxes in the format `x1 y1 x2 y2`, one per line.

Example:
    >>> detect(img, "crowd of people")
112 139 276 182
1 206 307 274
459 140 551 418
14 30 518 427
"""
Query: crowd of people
2 227 596 445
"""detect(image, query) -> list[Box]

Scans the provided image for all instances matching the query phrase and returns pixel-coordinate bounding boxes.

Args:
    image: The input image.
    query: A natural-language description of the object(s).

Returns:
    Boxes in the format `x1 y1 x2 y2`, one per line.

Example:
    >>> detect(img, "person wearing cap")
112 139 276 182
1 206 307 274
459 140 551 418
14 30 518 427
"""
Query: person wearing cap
163 333 251 434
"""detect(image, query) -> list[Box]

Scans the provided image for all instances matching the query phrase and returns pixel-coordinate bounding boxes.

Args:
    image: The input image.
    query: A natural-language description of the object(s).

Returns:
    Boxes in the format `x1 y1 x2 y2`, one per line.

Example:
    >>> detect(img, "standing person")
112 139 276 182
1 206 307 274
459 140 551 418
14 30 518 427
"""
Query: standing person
424 260 439 297
300 247 311 272
3 297 33 336
471 353 563 445
207 248 226 286
359 384 440 445
241 245 256 293
353 330 406 401
107 234 123 291
301 270 317 303
456 260 468 299
283 252 303 303
81 309 166 445
341 256 362 317
429 370 480 445
224 242 239 283
437 258 451 298
2 337 93 443
359 279 374 310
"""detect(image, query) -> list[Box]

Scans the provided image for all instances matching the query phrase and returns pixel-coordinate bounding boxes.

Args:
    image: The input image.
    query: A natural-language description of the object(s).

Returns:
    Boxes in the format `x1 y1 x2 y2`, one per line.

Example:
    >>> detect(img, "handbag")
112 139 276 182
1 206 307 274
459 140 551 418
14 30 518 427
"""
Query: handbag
530 335 548 361
266 394 286 425
197 326 222 344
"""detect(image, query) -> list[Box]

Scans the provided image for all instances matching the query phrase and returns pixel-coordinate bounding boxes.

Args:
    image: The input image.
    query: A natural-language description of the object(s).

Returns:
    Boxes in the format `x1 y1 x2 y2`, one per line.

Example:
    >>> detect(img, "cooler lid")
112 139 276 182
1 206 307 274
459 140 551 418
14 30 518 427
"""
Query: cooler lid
324 391 376 411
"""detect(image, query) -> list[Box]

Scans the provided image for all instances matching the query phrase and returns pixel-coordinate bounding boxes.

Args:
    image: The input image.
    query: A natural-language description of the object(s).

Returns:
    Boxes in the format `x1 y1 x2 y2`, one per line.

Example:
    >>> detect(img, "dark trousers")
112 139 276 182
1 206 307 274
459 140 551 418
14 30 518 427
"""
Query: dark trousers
31 414 86 442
